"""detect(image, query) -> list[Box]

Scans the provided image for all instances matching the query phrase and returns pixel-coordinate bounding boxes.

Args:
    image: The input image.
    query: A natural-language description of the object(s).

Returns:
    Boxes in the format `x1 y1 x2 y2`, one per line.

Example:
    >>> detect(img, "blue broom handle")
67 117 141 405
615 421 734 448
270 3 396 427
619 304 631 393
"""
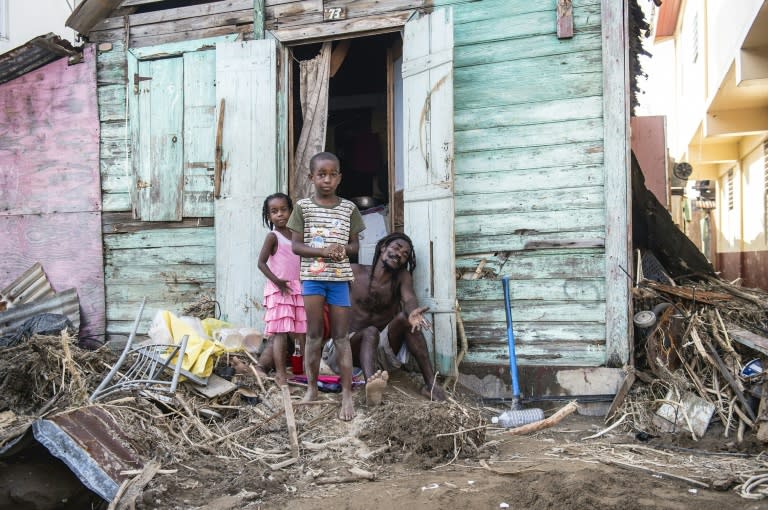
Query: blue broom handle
502 276 521 400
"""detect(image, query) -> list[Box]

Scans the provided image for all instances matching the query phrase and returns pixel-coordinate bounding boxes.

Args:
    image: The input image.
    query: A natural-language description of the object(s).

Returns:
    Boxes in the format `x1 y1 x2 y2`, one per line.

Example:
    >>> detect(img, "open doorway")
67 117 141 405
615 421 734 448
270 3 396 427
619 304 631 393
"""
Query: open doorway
289 32 403 264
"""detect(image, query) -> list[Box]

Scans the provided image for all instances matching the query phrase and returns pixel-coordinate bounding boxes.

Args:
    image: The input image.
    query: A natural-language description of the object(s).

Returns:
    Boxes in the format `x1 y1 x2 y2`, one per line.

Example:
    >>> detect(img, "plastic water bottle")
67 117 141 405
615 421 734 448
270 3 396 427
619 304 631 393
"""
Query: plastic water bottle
491 408 545 428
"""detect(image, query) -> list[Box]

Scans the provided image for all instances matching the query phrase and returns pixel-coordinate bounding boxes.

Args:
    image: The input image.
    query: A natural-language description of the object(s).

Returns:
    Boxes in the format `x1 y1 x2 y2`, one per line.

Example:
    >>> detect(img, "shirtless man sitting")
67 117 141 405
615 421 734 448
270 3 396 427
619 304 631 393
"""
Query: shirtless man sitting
256 232 446 405
323 232 446 404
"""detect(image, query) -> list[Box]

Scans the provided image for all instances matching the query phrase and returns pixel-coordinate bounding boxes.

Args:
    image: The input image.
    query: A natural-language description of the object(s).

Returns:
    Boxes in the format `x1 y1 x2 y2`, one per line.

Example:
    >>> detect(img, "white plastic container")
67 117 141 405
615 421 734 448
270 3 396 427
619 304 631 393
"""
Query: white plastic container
491 408 545 428
214 328 244 351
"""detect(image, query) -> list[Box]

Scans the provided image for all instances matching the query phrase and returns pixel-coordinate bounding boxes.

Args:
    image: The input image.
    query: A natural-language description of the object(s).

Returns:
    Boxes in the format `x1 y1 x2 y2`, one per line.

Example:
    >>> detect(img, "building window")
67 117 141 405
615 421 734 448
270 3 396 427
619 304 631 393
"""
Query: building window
727 168 734 211
0 0 9 41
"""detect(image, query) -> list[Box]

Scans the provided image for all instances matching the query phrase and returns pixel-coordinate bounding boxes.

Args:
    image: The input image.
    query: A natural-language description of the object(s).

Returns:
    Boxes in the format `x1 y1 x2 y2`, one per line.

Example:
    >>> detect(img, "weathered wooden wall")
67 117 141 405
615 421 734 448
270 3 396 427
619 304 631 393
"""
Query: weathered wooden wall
96 37 216 339
0 46 106 342
436 0 609 368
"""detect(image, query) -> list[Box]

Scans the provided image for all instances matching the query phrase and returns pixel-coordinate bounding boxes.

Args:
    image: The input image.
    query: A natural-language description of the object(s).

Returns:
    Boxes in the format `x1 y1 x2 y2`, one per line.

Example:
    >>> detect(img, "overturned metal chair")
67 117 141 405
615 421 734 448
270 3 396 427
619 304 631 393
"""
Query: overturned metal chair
90 298 190 402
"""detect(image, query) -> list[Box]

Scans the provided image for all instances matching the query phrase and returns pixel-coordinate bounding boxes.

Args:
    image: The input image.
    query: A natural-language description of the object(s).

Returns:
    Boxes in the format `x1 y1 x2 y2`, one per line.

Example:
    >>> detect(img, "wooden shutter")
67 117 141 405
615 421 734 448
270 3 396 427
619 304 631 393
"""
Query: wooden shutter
135 57 184 221
402 8 457 376
215 39 278 329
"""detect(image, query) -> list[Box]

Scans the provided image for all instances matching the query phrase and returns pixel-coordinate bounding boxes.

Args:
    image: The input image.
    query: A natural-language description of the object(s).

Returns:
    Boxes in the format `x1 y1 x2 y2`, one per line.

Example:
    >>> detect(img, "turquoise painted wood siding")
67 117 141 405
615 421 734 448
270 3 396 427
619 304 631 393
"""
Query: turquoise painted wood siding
96 40 216 339
436 0 607 367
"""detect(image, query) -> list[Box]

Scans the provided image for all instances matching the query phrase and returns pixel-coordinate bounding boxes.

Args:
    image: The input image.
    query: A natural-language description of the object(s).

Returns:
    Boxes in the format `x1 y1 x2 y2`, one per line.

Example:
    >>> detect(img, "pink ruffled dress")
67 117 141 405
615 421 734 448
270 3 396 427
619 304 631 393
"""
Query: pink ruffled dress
263 231 307 335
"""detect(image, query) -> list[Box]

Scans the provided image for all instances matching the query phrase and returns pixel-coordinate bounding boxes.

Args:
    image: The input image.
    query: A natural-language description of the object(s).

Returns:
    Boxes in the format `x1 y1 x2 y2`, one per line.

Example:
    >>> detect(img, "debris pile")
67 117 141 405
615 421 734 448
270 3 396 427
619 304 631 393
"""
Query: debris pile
0 322 485 507
610 258 768 447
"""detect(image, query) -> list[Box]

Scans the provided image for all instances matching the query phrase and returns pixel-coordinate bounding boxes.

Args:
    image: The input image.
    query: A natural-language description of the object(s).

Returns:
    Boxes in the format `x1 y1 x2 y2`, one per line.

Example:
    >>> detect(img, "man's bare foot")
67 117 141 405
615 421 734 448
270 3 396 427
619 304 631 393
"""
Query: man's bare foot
274 370 287 387
421 383 446 401
365 370 389 406
339 394 355 421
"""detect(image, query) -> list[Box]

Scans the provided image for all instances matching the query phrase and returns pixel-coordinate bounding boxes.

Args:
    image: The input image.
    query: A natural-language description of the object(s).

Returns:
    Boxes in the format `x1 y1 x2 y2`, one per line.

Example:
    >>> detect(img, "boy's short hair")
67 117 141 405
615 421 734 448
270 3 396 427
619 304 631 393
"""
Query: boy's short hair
309 152 340 173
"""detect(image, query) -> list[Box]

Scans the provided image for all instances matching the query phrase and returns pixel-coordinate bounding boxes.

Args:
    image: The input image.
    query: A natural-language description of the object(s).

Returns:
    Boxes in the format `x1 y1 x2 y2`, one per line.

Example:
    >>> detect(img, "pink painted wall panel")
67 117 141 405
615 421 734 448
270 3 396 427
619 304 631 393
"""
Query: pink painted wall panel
0 45 105 342
0 212 105 342
0 46 100 216
631 116 669 209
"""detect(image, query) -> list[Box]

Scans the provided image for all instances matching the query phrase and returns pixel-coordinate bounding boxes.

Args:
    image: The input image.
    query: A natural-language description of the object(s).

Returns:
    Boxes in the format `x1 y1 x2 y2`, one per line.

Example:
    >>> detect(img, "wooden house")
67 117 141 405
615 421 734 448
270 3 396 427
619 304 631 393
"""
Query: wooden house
66 0 631 397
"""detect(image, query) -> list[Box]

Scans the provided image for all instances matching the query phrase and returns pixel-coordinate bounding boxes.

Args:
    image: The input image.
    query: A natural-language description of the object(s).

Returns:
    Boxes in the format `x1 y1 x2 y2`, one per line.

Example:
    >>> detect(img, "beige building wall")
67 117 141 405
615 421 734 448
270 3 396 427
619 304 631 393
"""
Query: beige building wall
0 0 80 53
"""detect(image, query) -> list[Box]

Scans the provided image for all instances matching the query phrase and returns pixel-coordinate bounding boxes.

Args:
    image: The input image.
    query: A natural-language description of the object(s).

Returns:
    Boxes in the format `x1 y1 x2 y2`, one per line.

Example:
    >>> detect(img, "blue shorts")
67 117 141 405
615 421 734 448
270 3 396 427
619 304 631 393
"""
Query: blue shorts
302 280 351 307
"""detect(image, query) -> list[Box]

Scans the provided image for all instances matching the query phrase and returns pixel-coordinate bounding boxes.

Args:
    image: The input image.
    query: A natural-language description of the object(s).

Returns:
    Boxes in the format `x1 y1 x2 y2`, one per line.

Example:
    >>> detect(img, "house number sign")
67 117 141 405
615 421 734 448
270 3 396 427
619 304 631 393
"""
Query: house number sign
324 6 346 21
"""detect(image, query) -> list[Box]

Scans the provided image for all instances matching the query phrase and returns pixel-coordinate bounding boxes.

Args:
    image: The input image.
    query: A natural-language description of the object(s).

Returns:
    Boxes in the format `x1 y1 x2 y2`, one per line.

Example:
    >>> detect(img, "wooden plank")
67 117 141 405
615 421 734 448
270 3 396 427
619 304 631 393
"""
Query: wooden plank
105 264 215 283
254 0 266 38
601 0 631 367
454 51 603 111
447 0 600 26
97 84 127 121
454 96 603 132
455 142 604 175
403 8 456 376
455 31 601 68
456 186 604 215
271 11 411 42
460 301 605 332
453 3 600 46
129 35 238 59
458 278 605 302
104 228 215 249
130 25 251 49
456 230 605 256
182 49 216 218
455 117 603 153
455 251 606 280
725 322 768 357
215 39 278 329
464 344 606 367
102 193 131 212
94 0 254 31
102 212 213 233
462 322 606 344
128 10 253 39
105 245 215 266
456 208 606 237
456 165 604 194
557 0 574 39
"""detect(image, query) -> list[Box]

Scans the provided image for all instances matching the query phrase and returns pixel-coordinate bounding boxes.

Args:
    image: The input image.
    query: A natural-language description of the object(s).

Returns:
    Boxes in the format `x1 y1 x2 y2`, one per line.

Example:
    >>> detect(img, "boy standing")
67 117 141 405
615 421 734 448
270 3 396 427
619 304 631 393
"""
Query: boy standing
287 152 365 420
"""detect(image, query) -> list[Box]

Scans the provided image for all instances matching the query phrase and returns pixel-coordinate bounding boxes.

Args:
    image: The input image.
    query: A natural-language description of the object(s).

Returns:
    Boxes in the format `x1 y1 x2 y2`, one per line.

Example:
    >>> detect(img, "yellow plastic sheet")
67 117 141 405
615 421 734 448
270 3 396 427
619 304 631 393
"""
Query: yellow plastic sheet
156 311 225 378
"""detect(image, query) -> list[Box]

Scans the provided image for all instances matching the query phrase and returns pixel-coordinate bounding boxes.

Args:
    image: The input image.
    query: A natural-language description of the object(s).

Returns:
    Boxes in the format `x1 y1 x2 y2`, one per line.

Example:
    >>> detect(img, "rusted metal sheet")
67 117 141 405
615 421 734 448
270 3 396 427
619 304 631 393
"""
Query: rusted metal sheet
0 263 54 312
0 43 105 342
0 33 79 85
0 288 81 338
33 406 141 501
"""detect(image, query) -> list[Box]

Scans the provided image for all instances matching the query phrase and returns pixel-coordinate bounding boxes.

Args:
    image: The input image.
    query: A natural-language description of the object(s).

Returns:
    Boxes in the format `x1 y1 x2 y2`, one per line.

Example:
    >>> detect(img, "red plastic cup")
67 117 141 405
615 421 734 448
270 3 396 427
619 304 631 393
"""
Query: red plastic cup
291 354 304 375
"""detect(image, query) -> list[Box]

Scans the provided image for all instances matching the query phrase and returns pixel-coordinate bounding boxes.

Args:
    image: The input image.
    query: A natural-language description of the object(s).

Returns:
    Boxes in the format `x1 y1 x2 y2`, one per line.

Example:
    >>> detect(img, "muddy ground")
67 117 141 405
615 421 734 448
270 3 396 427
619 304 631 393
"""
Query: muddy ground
141 374 767 510
1 337 767 510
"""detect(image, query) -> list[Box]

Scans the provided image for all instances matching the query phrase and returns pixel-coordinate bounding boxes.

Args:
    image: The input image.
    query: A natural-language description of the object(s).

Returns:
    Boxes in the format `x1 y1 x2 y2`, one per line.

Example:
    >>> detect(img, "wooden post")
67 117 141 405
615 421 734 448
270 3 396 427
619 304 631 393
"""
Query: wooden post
254 0 265 39
282 385 300 458
557 0 574 39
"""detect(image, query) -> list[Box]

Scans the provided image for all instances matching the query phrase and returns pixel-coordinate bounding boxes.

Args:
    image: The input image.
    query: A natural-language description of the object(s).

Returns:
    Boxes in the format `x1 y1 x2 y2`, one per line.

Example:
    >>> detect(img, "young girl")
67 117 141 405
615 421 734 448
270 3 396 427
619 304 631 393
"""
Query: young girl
257 193 306 386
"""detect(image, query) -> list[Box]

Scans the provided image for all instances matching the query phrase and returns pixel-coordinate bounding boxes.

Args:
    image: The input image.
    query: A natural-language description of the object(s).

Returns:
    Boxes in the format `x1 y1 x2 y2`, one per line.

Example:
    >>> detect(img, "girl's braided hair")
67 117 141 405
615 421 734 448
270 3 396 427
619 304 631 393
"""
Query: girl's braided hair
262 192 292 230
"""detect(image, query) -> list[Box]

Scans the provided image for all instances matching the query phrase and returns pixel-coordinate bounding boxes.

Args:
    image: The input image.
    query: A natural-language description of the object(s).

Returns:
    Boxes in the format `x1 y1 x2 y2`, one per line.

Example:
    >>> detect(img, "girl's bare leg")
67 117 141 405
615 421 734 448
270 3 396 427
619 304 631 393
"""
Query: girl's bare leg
272 333 287 386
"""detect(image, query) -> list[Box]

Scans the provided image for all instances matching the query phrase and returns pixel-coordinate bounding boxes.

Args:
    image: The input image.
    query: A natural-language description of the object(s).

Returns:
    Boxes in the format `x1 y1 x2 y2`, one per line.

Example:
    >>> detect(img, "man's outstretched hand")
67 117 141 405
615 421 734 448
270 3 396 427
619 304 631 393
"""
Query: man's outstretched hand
408 306 431 333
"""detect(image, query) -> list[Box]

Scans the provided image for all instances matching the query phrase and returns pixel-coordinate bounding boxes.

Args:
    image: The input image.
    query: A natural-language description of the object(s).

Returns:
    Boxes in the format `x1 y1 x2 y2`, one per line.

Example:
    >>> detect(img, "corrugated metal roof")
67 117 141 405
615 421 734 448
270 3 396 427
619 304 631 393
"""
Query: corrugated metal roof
0 288 81 338
0 33 80 86
33 406 142 501
0 263 55 312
